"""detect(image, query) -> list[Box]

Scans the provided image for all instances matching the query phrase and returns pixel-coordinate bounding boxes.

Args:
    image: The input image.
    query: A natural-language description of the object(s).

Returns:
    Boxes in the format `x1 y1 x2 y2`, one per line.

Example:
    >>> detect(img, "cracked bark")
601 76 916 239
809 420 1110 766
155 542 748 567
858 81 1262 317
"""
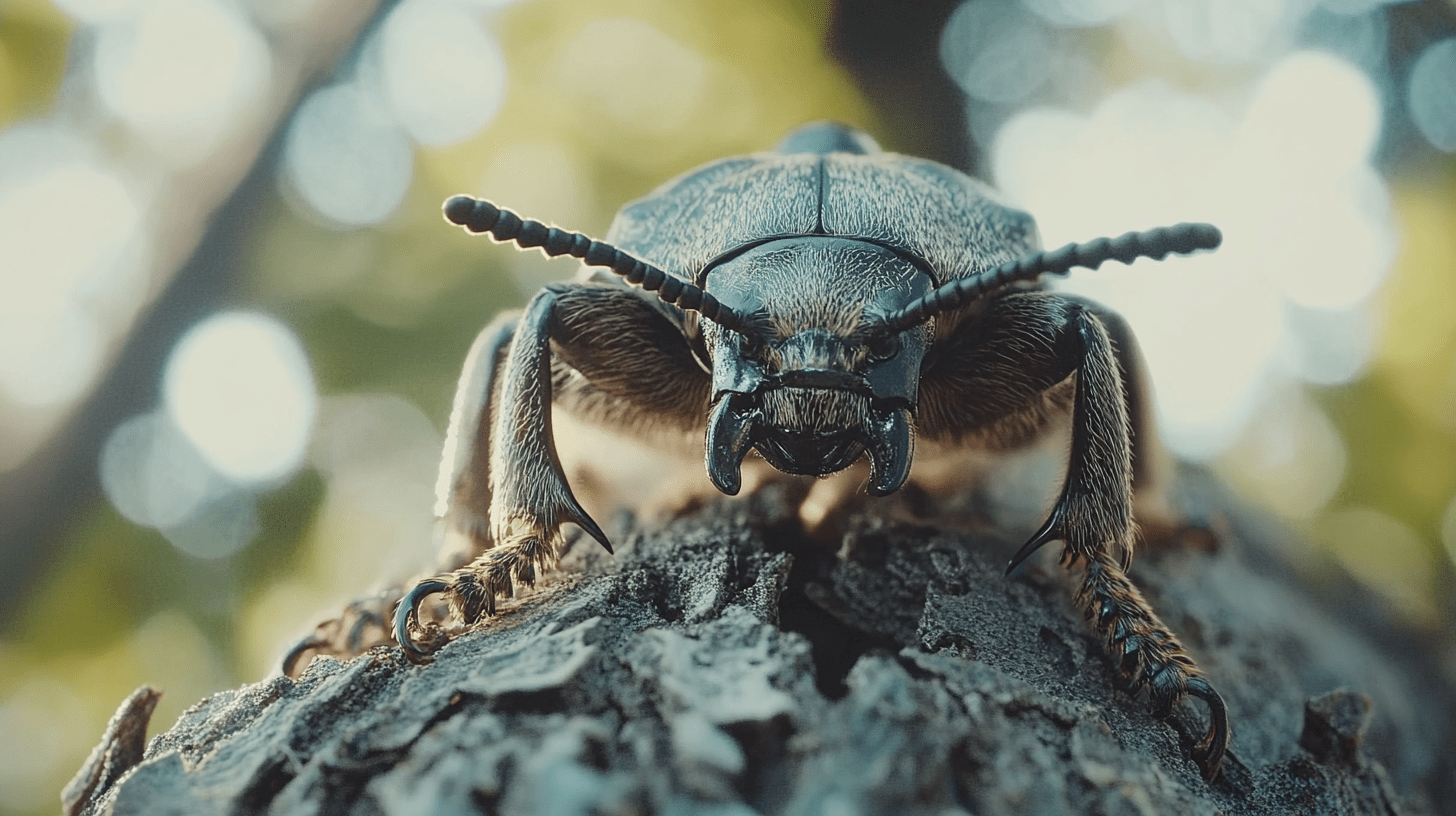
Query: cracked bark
67 472 1454 816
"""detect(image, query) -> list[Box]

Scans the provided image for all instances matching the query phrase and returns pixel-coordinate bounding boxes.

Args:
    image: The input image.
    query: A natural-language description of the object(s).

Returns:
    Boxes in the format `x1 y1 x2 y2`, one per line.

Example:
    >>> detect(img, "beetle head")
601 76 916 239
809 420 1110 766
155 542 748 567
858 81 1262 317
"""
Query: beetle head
700 238 933 497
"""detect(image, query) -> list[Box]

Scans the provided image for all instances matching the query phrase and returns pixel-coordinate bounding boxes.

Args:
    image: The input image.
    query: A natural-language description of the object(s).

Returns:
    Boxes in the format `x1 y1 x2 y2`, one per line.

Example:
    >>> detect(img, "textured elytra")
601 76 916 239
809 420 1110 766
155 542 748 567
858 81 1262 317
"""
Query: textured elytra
605 151 1038 295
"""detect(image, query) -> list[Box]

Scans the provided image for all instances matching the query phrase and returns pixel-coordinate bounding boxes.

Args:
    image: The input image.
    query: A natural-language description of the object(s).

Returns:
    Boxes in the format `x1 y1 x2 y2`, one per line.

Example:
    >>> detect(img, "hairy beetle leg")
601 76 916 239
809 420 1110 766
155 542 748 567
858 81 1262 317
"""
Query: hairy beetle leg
393 527 567 660
282 589 402 677
1072 549 1229 780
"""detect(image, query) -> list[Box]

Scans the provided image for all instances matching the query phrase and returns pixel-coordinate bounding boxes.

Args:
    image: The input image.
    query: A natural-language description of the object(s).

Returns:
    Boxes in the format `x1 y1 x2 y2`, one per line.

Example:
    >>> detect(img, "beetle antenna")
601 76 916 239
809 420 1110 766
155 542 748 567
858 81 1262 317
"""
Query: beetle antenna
443 195 750 333
876 222 1221 335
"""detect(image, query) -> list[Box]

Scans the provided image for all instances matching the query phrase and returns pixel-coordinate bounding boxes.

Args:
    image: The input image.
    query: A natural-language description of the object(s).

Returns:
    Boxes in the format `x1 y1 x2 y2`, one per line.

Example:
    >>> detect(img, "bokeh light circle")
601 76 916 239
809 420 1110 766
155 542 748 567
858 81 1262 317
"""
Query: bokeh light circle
0 157 141 407
1407 38 1456 153
162 491 260 560
48 0 144 24
990 56 1392 460
1019 0 1140 28
380 0 507 147
163 311 317 485
92 0 270 157
1240 50 1380 174
1161 0 1301 64
940 0 1055 105
100 411 221 529
283 82 414 227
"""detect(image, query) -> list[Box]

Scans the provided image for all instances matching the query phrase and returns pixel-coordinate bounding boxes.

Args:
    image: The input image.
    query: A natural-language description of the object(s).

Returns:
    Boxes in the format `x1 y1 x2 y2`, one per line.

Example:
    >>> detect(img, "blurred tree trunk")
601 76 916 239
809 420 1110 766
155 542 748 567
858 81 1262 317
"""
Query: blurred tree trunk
65 473 1454 815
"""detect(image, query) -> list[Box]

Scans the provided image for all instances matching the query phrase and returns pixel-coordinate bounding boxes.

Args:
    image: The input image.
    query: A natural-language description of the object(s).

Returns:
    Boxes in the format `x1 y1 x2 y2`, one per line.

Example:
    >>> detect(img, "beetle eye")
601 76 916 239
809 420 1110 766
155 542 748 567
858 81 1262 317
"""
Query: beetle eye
867 333 900 362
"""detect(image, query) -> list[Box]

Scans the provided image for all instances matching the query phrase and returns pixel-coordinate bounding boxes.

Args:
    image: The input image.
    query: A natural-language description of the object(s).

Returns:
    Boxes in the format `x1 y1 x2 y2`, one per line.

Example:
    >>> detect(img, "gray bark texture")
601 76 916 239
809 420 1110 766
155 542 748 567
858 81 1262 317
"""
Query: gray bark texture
67 472 1455 816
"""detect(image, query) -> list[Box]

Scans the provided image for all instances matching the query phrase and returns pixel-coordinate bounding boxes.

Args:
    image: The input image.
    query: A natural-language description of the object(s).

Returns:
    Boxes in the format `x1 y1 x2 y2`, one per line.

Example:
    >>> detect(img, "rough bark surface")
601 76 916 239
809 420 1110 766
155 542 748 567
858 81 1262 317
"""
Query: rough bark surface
69 473 1454 816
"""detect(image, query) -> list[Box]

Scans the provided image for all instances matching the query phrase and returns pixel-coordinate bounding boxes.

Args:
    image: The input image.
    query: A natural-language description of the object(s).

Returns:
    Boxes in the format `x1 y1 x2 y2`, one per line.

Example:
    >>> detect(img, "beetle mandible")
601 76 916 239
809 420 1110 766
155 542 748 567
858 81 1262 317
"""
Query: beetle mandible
394 123 1228 778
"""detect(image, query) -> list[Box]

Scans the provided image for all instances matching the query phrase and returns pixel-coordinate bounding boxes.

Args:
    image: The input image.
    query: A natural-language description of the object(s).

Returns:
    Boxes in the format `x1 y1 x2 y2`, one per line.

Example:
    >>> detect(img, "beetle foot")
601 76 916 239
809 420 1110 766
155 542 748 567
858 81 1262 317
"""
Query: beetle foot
282 588 402 678
394 527 564 660
1073 549 1229 781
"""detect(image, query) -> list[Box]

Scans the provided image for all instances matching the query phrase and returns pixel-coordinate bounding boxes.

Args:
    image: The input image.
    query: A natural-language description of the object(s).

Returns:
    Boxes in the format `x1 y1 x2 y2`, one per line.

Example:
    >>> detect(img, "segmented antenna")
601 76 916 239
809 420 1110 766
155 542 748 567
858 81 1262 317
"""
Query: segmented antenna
443 195 749 333
875 222 1222 335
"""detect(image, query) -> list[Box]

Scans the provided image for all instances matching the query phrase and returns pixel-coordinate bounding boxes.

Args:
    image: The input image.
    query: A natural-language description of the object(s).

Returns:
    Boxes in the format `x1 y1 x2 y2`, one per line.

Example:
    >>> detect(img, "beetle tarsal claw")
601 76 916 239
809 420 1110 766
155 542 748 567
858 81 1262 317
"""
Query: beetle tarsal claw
1185 676 1230 780
395 579 450 660
865 406 913 497
706 396 756 495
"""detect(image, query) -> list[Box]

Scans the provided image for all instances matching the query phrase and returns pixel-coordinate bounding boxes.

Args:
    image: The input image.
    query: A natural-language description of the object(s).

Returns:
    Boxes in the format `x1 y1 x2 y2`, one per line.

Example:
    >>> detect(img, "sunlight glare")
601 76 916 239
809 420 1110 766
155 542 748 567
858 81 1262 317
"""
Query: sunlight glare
990 52 1392 460
163 311 317 485
941 0 1055 105
379 0 507 147
283 82 414 227
1018 0 1141 27
93 0 270 160
100 411 223 529
0 158 141 407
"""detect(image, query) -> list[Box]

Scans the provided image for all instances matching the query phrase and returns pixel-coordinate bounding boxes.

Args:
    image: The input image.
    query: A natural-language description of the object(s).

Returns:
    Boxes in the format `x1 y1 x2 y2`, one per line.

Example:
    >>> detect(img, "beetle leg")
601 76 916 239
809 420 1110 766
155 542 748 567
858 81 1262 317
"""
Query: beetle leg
395 283 712 659
918 293 1227 779
282 588 402 677
1036 306 1228 780
1069 297 1213 551
1002 308 1132 572
433 313 521 568
396 285 610 657
281 316 523 676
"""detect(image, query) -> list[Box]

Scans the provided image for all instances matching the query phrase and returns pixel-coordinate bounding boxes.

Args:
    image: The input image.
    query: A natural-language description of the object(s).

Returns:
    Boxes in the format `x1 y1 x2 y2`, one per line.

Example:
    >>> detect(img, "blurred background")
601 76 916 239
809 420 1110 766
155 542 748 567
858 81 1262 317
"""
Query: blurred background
0 0 1453 811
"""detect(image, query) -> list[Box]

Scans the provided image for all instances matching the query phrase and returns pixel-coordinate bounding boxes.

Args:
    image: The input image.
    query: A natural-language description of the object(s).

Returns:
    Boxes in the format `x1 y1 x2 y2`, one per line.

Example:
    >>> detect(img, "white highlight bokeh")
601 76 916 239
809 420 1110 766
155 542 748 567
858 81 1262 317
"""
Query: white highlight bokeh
100 407 262 558
48 0 145 24
1160 0 1304 63
162 490 260 560
100 410 224 529
93 0 270 161
1319 0 1399 13
379 0 507 147
1285 302 1376 386
0 143 145 409
992 51 1394 459
283 82 415 227
163 311 317 485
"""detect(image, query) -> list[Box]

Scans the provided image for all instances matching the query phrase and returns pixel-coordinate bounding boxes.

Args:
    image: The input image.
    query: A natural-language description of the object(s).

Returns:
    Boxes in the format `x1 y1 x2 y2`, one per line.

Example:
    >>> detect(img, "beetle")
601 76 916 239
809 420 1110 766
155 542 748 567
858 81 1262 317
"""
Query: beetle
340 122 1227 777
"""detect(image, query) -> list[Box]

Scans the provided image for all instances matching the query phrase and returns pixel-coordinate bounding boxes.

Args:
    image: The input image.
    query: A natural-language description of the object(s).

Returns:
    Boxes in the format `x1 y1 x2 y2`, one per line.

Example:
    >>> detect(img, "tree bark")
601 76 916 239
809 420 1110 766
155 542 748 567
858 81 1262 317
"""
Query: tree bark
67 471 1453 815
